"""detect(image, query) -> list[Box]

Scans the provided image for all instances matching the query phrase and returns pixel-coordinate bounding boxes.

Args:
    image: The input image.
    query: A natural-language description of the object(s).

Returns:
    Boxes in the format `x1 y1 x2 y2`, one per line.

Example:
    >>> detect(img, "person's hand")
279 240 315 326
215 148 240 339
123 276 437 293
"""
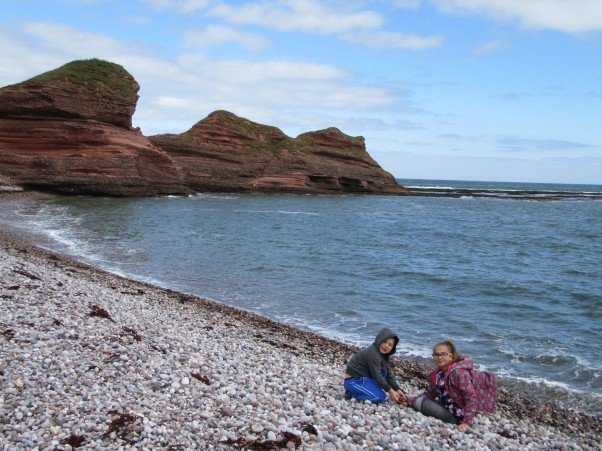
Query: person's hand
387 389 400 403
388 389 406 405
395 389 407 405
457 422 470 431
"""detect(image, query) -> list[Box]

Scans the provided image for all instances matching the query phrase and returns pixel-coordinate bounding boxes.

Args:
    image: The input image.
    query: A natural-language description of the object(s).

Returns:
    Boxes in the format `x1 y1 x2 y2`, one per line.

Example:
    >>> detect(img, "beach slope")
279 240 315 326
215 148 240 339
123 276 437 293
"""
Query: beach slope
0 231 599 450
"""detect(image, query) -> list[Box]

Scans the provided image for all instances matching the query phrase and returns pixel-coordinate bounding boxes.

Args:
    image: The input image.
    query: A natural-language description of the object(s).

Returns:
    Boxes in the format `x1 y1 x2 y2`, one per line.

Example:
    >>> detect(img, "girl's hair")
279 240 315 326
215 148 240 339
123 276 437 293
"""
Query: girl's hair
434 339 463 363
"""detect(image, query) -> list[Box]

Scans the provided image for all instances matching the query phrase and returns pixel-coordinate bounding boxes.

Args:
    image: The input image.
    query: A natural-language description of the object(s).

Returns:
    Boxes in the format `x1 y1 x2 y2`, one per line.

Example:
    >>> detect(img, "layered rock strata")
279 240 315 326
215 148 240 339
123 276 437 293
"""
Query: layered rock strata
0 59 187 196
0 59 408 196
149 111 407 194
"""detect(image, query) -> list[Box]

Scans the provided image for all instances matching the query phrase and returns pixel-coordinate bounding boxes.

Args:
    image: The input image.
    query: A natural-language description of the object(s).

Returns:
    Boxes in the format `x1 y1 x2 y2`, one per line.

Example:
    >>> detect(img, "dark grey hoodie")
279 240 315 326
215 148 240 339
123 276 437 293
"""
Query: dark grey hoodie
345 328 401 392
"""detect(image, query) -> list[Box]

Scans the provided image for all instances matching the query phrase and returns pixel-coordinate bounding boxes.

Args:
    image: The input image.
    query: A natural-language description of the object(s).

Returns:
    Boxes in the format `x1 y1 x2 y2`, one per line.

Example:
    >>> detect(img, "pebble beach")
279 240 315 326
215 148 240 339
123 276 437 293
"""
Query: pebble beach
1 222 600 450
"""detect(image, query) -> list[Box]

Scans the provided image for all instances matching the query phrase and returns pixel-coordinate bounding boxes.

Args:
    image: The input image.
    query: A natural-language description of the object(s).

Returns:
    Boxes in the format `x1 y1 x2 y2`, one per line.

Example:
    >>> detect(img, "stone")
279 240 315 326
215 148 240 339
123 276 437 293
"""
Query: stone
221 405 236 417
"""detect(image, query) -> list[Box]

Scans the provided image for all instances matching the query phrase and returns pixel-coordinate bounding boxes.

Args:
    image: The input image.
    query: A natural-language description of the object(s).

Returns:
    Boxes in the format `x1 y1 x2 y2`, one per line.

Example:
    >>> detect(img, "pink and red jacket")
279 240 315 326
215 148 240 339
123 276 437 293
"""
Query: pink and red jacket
423 357 497 425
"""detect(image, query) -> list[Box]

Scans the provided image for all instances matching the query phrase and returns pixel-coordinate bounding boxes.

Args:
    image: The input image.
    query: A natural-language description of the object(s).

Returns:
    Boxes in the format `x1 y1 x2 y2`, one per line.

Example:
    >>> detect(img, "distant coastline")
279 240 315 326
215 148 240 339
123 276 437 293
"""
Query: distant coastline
398 178 602 201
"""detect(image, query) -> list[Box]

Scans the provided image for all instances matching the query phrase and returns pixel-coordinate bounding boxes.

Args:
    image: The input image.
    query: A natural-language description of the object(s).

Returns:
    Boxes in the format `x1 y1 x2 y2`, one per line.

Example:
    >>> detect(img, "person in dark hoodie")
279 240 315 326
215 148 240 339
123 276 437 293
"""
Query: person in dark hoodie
344 328 406 404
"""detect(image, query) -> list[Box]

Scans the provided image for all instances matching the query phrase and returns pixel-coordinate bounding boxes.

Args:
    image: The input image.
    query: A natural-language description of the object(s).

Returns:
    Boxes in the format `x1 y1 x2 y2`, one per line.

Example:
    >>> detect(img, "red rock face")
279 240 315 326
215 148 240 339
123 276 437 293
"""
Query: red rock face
0 117 186 196
150 111 409 195
0 59 409 196
0 59 189 196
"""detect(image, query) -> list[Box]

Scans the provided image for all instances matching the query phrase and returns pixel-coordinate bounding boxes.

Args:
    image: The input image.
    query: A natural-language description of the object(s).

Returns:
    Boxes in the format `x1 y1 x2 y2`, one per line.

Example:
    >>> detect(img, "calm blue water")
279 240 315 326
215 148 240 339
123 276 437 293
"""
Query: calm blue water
1 179 601 415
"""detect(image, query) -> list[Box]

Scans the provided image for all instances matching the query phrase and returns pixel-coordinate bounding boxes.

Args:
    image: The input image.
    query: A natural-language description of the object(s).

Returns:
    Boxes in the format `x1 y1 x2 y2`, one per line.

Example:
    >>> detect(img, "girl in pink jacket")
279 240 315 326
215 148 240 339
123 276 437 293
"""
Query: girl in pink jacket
407 340 497 430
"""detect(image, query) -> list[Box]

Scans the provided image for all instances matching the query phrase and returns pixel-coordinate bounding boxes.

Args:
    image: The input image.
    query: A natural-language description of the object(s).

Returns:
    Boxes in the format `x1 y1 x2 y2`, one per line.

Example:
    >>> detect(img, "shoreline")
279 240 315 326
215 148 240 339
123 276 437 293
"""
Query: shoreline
1 224 600 449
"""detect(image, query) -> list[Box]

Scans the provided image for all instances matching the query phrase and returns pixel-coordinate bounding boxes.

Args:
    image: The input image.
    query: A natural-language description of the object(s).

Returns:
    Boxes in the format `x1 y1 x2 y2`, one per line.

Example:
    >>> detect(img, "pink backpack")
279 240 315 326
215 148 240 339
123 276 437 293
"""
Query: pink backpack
472 369 497 413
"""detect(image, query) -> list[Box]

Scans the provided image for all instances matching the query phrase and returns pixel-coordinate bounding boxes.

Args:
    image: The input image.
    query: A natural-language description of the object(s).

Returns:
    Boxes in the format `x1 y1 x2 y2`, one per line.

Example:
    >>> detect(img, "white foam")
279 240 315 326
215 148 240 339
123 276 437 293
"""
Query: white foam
192 193 239 200
404 185 454 190
0 185 23 192
396 343 433 359
505 374 602 397
234 209 318 216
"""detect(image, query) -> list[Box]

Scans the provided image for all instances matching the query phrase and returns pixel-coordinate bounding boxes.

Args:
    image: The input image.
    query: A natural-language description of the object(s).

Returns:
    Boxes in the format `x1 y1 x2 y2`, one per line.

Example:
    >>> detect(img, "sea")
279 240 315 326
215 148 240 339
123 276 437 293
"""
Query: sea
1 179 601 416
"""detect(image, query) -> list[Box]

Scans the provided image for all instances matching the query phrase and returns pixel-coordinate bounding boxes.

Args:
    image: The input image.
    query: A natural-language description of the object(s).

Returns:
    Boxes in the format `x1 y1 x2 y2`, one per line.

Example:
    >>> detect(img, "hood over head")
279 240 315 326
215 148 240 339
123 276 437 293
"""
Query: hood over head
373 327 399 357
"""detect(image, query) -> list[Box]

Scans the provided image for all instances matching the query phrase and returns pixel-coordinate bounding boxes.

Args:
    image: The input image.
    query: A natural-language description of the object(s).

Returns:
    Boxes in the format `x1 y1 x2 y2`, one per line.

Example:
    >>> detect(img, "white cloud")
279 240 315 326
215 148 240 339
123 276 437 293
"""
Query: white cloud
184 25 269 52
178 54 350 82
0 23 148 87
470 39 508 57
109 52 399 135
168 54 395 110
180 0 214 13
145 0 441 51
21 22 145 57
0 28 65 86
143 0 177 11
1 18 401 136
433 0 602 33
144 0 213 13
206 0 383 34
155 96 198 109
342 29 444 50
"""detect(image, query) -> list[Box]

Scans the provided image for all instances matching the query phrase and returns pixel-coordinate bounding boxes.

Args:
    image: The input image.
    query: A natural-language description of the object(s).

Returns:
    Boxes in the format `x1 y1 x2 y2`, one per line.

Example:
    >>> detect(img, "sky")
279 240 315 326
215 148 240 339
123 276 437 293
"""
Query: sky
1 0 601 185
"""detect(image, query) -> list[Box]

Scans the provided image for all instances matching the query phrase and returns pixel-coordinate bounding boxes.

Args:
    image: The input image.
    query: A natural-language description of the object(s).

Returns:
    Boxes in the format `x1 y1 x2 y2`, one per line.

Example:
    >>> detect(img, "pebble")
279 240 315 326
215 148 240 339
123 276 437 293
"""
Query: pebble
0 233 599 450
221 406 236 417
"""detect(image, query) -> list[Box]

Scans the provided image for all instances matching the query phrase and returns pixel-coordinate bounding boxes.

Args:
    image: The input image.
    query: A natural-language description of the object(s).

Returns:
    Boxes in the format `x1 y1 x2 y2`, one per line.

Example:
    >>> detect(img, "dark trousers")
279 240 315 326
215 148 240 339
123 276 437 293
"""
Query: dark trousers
414 396 460 424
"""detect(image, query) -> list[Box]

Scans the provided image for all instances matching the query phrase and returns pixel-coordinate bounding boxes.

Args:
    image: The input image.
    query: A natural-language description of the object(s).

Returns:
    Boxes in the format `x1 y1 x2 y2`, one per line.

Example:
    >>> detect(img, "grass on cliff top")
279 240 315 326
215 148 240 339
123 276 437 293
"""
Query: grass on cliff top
15 58 138 101
210 110 288 137
153 110 365 159
209 110 303 157
297 128 366 154
298 127 365 145
209 111 366 153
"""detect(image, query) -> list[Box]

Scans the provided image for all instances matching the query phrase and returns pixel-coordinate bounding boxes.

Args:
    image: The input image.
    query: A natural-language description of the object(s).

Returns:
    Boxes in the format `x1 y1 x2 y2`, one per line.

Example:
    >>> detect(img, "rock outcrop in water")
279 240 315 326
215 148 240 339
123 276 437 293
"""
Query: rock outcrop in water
0 59 409 197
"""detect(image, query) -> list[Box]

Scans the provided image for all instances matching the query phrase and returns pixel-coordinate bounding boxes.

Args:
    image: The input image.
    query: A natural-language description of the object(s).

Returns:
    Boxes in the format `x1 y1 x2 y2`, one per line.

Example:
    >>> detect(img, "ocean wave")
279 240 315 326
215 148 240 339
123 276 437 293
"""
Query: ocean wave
192 193 239 200
234 209 319 216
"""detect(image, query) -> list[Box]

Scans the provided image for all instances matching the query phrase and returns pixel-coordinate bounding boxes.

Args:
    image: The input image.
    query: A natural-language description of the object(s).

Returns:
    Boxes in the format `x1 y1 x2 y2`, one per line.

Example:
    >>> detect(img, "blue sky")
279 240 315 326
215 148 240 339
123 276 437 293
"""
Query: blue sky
1 0 601 184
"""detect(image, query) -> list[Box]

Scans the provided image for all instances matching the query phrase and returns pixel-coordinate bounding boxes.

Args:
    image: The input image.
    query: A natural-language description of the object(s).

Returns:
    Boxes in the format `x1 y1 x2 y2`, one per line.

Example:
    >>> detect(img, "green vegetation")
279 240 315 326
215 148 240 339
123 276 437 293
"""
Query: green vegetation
298 127 366 153
317 128 364 144
247 138 291 158
170 131 196 141
210 110 286 138
208 110 303 158
14 58 138 101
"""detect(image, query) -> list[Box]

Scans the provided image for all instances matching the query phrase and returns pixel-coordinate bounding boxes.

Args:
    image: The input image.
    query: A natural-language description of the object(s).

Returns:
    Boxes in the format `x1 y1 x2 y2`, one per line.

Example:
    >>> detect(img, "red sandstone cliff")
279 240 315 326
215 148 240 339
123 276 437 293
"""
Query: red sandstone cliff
0 59 409 196
0 59 187 196
149 111 408 194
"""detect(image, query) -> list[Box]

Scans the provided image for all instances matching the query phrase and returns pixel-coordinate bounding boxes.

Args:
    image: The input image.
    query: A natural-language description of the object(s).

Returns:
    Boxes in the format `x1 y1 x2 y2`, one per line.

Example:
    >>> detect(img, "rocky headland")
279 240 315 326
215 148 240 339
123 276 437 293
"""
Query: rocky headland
0 59 408 197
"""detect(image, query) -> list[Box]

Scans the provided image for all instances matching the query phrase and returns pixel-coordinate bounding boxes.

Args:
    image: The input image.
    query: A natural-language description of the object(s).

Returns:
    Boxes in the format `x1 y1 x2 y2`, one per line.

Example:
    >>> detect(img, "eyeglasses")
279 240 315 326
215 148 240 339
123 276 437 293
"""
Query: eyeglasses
432 352 451 359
